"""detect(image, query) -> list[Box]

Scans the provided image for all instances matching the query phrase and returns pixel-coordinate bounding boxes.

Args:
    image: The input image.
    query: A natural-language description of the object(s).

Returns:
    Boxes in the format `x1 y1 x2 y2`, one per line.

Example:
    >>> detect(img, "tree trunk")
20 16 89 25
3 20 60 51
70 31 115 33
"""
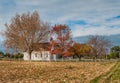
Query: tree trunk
78 57 81 61
76 54 81 61
27 50 32 60
93 55 97 62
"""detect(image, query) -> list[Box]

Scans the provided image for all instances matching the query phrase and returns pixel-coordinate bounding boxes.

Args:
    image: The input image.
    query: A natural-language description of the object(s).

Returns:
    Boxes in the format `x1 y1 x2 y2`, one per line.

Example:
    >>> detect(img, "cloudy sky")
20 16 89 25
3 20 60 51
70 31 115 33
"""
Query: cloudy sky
0 0 120 40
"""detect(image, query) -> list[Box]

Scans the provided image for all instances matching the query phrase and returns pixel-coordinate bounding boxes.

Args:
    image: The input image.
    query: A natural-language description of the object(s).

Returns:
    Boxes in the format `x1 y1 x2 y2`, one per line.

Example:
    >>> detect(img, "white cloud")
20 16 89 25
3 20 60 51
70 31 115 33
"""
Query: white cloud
0 0 120 38
72 25 120 37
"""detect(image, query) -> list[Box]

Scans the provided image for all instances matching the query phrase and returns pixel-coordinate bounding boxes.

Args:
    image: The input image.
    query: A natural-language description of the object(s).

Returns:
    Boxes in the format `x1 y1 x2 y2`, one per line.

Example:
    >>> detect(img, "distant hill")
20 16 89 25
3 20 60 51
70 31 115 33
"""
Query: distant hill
0 34 119 52
73 34 120 46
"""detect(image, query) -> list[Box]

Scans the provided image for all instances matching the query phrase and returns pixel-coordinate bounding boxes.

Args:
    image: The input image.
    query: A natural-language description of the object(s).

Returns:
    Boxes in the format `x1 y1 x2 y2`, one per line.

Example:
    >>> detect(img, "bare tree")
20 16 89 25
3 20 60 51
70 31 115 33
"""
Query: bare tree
4 11 50 60
87 35 111 59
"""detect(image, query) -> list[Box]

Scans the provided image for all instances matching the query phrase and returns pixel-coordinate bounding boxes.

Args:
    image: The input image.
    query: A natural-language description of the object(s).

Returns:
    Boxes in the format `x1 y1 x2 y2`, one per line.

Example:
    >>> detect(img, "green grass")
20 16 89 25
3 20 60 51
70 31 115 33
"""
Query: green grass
90 62 120 83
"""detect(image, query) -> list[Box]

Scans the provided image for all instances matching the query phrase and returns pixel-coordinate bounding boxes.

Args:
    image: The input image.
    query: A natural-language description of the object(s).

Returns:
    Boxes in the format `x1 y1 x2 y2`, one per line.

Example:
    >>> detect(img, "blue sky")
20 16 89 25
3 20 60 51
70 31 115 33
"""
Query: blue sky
0 0 120 40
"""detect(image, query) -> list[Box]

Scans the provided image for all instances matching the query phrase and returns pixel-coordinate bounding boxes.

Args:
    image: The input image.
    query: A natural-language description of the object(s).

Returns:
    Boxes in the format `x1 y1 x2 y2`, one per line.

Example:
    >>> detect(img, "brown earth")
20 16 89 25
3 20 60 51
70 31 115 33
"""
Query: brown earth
0 61 115 83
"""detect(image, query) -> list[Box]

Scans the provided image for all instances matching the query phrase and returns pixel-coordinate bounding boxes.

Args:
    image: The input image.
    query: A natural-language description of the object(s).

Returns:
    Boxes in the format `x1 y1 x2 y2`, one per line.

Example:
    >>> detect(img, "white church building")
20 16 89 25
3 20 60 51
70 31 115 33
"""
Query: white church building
23 43 57 61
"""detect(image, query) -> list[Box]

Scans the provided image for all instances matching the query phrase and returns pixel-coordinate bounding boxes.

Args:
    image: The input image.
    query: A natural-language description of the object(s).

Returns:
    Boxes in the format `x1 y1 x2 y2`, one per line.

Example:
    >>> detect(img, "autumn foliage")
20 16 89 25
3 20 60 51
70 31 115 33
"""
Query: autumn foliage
3 11 112 60
50 24 73 57
68 43 91 60
4 11 50 59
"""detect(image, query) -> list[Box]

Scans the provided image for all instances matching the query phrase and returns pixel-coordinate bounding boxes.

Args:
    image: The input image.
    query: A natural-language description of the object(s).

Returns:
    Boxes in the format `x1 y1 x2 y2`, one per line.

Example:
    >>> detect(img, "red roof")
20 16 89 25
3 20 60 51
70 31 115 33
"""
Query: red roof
32 43 50 51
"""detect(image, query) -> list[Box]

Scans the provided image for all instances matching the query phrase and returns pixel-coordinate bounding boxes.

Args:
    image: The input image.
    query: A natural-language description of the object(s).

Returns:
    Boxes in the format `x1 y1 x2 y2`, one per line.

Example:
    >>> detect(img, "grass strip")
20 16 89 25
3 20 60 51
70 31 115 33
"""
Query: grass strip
90 62 119 83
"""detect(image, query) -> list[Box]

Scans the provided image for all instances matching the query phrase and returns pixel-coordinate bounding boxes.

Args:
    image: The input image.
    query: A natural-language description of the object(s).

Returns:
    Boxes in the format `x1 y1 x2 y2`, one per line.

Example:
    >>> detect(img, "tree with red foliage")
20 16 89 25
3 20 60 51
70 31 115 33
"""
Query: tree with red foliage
50 24 73 57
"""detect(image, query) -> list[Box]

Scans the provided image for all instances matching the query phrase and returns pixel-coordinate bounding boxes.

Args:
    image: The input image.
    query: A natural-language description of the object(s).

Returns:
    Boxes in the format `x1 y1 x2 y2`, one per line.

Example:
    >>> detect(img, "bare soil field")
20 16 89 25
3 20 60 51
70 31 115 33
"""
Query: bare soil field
0 61 116 83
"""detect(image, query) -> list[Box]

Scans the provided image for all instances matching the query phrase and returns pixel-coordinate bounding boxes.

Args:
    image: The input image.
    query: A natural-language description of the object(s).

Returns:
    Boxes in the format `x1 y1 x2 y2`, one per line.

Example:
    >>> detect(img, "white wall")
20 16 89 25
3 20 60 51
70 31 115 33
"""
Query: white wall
23 52 30 60
23 51 57 61
31 51 50 61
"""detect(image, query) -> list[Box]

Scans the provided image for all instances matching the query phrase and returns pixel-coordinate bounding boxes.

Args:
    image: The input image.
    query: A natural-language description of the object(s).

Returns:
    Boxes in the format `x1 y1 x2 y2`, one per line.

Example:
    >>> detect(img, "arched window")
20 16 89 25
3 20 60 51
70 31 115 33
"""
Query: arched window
40 52 42 58
44 52 48 58
35 53 37 57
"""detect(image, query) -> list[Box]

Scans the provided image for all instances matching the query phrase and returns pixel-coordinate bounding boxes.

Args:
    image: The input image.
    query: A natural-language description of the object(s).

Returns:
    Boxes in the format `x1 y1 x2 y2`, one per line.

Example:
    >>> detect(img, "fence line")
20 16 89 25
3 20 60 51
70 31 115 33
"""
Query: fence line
0 58 119 62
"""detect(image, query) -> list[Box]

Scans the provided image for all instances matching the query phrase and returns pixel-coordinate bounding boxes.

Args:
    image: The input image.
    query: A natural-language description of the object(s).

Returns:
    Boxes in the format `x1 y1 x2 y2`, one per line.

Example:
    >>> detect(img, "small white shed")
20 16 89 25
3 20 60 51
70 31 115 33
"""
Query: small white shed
23 42 58 61
23 51 57 61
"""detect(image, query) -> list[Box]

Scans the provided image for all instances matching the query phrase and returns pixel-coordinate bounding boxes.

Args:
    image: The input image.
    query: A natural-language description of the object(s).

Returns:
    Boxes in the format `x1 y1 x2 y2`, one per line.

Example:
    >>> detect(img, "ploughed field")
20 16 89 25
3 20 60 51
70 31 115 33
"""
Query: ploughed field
0 61 118 83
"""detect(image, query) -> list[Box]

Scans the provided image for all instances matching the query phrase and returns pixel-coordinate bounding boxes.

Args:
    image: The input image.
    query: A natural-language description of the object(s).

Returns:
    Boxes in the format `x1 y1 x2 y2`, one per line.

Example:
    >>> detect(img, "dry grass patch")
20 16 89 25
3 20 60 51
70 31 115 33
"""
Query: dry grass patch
0 61 115 83
91 62 120 83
